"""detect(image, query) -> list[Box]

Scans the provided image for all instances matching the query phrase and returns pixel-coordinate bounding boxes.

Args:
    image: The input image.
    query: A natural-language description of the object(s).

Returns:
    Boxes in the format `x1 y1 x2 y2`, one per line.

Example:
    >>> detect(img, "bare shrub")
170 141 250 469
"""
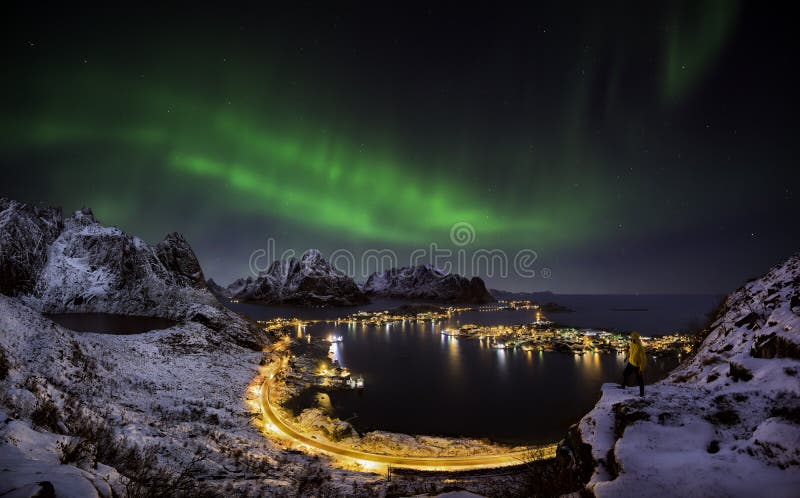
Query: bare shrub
31 398 60 432
0 345 10 380
64 407 222 497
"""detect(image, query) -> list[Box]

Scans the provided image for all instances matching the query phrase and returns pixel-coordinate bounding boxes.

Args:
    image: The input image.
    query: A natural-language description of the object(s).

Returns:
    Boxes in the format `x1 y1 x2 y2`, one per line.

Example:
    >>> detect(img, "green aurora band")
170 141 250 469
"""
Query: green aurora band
663 0 740 104
3 72 608 248
0 1 747 287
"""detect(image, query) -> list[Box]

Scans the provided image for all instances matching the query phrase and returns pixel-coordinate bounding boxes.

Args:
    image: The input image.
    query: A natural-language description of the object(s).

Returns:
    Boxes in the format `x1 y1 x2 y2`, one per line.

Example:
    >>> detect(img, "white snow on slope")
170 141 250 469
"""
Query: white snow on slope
0 295 363 496
0 409 124 498
577 254 800 498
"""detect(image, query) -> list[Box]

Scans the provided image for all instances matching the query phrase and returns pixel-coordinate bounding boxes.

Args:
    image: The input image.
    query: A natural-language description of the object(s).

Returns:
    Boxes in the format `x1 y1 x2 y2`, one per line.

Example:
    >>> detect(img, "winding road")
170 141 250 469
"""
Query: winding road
258 359 557 471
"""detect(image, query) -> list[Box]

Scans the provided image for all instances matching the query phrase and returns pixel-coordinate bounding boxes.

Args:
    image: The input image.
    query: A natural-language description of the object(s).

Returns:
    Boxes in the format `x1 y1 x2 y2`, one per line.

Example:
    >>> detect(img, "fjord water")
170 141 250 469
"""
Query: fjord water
288 320 679 445
540 294 723 334
228 293 722 334
228 295 717 444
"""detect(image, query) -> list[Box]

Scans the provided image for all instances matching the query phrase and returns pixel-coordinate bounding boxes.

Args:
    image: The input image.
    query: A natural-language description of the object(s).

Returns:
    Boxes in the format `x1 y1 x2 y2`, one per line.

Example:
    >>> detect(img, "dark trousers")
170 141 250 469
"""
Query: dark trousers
622 362 644 396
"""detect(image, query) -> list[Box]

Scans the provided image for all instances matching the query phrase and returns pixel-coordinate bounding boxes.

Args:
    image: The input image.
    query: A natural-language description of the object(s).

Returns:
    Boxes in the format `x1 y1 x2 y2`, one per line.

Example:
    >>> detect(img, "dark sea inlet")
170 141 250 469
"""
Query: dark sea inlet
44 302 692 443
540 294 723 334
227 293 722 335
285 320 678 445
229 295 714 444
40 296 711 443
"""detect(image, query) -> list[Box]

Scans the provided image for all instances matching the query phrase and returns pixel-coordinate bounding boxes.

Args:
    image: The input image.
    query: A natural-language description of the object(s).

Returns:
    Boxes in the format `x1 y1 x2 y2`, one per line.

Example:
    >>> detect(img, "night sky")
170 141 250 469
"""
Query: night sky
2 2 797 293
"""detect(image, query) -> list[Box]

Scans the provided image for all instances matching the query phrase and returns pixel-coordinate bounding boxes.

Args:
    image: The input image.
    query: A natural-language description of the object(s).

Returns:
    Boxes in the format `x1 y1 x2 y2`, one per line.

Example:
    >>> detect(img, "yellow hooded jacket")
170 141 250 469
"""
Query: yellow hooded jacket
628 333 646 370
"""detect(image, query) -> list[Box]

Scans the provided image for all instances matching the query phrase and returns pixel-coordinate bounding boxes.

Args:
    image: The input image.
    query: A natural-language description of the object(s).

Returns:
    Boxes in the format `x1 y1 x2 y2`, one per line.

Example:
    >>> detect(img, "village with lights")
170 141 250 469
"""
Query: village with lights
249 300 697 469
261 300 695 367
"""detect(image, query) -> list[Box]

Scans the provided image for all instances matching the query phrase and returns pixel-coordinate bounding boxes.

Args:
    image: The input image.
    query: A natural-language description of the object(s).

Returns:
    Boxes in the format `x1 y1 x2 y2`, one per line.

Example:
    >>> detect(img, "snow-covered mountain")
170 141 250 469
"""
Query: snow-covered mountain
563 253 800 496
363 265 494 303
225 249 368 306
0 198 266 348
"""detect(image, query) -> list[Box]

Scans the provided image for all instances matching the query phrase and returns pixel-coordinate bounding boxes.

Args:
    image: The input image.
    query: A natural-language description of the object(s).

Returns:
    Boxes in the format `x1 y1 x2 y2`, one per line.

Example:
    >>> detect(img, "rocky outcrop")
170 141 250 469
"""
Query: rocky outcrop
0 199 267 348
154 232 206 289
226 250 368 306
206 278 232 299
572 253 800 496
22 206 217 318
364 265 494 303
0 198 63 296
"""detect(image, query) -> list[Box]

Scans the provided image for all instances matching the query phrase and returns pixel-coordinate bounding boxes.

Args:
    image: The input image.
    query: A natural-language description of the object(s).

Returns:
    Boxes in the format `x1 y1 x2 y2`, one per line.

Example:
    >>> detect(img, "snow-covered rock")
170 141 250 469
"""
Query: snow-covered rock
0 199 266 349
0 410 125 498
568 253 800 497
364 265 494 303
206 278 232 299
24 206 216 318
0 198 63 296
226 249 368 306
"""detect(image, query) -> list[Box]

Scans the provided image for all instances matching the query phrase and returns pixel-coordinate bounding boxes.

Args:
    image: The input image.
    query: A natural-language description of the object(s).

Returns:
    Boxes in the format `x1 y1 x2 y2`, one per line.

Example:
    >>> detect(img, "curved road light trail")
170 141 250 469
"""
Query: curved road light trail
258 360 557 471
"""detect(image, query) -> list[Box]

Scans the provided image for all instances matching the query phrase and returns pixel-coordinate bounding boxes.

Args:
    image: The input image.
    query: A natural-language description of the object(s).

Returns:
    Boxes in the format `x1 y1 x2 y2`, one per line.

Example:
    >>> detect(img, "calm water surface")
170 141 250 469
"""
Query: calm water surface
544 294 722 334
227 297 714 443
286 319 678 445
227 294 721 334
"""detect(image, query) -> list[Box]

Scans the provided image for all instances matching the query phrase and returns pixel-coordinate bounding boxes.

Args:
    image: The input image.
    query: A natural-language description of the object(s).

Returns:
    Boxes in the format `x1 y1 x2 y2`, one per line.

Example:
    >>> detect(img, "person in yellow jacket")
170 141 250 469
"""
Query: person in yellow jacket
620 332 646 396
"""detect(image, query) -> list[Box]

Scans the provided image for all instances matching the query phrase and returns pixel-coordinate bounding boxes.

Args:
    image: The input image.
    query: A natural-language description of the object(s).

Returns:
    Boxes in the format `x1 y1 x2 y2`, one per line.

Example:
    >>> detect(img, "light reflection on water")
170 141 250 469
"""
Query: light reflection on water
524 349 533 366
445 334 461 379
495 347 507 371
292 319 678 444
329 342 343 367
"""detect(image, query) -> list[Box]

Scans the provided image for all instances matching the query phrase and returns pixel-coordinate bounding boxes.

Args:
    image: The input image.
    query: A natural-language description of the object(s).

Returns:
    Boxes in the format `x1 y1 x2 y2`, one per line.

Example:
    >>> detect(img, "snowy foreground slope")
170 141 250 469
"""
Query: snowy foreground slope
571 254 800 497
0 295 394 496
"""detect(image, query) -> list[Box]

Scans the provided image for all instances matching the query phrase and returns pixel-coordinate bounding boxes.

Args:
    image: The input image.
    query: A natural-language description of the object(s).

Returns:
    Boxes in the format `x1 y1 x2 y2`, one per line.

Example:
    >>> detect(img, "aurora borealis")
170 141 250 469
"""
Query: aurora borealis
2 3 797 292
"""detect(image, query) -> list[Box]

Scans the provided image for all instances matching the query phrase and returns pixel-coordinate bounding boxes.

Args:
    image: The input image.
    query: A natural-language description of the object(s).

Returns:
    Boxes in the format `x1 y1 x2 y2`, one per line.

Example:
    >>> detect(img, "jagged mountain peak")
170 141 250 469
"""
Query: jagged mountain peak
71 206 98 226
0 198 267 348
227 250 367 306
155 232 206 289
364 264 493 303
301 248 324 263
0 198 213 316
